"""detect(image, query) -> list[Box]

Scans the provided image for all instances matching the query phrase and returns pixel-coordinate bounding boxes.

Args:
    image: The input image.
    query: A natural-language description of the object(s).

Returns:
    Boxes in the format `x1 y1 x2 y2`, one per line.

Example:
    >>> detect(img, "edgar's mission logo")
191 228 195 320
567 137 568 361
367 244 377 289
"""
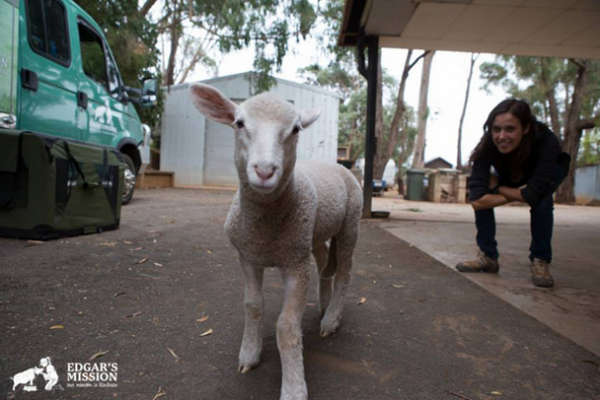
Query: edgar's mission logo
9 357 63 393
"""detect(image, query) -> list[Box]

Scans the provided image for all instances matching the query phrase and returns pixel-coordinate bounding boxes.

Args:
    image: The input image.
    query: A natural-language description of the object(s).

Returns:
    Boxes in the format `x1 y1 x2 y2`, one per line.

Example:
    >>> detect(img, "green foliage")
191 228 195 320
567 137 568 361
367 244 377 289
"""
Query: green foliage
578 129 600 166
479 56 600 144
299 61 365 159
299 62 417 164
299 0 417 170
180 0 317 91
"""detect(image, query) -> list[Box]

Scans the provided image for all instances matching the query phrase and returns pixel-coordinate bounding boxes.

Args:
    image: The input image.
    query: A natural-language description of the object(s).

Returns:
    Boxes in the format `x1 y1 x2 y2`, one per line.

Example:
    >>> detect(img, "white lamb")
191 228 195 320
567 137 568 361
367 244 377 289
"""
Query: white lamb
190 84 362 400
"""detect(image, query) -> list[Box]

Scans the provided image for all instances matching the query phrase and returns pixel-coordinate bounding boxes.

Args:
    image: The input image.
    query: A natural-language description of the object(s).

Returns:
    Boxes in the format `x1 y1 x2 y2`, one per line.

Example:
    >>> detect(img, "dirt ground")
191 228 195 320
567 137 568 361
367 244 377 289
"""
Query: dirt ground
1 188 599 400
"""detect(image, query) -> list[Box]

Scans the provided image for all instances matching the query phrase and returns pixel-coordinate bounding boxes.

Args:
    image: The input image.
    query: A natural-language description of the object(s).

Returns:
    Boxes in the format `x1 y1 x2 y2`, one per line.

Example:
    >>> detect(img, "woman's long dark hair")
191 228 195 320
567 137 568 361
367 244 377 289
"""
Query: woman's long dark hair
469 98 537 181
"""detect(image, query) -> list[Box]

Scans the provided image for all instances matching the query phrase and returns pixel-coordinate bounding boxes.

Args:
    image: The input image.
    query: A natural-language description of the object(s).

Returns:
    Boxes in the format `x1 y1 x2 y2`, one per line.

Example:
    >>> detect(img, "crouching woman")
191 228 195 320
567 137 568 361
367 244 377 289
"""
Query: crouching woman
456 98 570 288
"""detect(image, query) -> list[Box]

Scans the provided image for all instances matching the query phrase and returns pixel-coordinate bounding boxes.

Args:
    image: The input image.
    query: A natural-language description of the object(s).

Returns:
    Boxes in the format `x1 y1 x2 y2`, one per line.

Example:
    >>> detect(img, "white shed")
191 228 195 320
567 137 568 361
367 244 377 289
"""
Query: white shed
160 72 340 187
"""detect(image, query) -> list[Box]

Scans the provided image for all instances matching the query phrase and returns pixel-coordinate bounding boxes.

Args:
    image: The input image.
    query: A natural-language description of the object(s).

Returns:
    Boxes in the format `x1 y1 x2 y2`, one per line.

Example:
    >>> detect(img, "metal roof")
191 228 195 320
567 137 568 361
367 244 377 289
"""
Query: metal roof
339 0 600 59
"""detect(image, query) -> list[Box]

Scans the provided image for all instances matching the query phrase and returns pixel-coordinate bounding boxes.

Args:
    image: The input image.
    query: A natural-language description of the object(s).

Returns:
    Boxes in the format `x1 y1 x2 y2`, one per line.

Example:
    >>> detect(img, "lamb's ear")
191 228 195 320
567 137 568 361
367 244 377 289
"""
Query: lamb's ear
190 84 237 125
299 109 320 129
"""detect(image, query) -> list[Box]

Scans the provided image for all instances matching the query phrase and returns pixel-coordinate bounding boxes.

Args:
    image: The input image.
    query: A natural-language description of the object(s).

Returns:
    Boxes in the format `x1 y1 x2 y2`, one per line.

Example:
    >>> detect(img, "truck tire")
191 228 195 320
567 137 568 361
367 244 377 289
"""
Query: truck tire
121 153 136 205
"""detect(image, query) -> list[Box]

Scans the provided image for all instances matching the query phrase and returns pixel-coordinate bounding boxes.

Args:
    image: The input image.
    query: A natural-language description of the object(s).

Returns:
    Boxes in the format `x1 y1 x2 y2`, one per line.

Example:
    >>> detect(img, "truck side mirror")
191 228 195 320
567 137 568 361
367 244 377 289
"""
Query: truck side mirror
141 79 157 107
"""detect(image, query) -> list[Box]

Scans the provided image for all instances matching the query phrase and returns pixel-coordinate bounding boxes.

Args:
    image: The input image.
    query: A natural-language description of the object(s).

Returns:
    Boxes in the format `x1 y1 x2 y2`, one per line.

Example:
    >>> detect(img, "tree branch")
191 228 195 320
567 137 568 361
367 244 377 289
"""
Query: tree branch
407 50 430 72
577 118 598 131
139 0 159 17
568 58 585 69
177 45 211 84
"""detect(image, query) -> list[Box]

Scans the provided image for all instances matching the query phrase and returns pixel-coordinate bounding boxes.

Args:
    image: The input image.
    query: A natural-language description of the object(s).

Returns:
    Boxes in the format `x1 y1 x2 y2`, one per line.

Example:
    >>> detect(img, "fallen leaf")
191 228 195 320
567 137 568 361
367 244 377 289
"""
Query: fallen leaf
153 262 163 267
206 250 213 254
197 316 209 323
137 257 148 264
392 284 405 289
26 240 44 247
123 240 133 245
49 324 64 330
358 297 367 305
200 328 213 337
491 391 502 396
152 386 166 400
167 347 180 362
114 291 126 297
89 351 109 361
125 311 142 318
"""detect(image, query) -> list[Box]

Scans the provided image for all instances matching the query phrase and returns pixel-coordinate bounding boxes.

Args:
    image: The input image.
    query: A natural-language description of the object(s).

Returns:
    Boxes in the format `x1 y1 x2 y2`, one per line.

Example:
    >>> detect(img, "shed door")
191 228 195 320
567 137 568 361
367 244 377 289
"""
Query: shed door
203 119 238 186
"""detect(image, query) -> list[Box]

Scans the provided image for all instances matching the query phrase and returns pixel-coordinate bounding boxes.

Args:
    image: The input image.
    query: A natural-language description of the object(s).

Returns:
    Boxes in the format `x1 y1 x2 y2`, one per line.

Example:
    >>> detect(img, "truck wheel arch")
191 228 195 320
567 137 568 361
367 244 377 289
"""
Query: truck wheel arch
117 139 141 173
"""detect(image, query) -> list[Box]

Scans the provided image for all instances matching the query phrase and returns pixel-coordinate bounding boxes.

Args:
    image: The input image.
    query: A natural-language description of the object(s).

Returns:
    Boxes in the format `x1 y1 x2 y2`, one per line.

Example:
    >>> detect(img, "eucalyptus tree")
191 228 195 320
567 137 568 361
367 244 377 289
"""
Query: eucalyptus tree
158 0 317 90
308 0 423 179
480 56 600 203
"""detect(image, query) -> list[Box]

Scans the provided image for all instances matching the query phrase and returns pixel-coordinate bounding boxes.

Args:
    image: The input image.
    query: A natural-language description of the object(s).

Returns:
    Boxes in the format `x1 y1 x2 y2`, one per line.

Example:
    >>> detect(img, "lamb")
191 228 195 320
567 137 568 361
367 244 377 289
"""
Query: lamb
190 83 363 400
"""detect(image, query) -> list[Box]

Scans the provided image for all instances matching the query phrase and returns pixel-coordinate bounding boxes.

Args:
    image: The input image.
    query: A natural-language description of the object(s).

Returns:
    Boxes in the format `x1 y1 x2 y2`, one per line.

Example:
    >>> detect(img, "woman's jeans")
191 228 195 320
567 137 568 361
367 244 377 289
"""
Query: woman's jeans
475 194 554 262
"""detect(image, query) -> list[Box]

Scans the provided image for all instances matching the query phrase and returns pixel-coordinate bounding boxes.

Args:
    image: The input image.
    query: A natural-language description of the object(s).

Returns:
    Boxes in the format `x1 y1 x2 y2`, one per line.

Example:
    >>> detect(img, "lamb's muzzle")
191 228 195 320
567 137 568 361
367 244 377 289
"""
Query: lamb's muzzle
190 83 362 400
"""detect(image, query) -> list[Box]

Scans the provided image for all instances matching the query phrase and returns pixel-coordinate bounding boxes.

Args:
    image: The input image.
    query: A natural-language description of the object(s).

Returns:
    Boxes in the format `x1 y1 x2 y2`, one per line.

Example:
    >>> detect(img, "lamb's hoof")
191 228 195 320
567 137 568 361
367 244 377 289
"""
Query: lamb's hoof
238 364 253 374
238 357 261 374
239 342 261 374
320 316 340 337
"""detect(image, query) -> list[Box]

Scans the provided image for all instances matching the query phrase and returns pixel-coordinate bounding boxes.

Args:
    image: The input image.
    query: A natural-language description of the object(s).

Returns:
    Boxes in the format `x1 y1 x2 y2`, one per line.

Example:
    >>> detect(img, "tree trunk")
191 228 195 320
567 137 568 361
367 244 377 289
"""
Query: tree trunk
412 50 435 168
165 11 182 86
372 51 385 178
372 51 409 179
457 53 477 169
555 60 590 203
371 50 428 179
540 58 561 137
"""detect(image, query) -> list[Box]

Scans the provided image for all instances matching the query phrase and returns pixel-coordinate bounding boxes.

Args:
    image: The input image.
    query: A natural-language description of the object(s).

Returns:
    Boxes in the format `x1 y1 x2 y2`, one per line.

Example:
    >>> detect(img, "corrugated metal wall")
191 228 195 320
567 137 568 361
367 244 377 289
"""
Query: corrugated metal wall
575 165 600 203
160 84 207 186
160 72 339 187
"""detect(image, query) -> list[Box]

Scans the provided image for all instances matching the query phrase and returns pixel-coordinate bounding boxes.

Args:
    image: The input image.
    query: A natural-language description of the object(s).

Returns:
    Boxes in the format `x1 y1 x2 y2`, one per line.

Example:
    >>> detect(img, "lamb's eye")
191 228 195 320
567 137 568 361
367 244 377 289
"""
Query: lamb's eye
235 120 245 129
291 126 300 135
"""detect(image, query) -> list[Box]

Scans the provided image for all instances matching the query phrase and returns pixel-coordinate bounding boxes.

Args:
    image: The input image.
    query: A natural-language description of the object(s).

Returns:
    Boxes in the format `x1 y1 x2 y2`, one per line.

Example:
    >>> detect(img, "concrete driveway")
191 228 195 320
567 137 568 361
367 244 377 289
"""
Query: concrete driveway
1 188 598 400
374 193 600 358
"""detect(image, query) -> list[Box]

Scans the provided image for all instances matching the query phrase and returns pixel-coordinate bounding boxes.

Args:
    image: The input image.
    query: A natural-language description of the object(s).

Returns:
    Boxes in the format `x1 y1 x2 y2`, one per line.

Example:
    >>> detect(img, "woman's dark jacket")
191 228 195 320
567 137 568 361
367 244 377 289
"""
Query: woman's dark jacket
468 123 570 207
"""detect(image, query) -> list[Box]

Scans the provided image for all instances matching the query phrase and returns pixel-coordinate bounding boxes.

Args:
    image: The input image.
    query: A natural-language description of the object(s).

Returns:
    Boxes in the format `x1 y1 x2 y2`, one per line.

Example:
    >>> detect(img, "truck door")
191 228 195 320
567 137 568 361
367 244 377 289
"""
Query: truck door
18 0 82 140
0 0 19 129
76 18 131 148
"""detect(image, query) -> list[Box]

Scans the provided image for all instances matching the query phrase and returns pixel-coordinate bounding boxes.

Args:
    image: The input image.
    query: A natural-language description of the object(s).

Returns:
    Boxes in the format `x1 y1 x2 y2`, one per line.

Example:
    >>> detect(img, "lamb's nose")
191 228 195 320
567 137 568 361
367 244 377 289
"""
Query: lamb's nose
254 164 276 180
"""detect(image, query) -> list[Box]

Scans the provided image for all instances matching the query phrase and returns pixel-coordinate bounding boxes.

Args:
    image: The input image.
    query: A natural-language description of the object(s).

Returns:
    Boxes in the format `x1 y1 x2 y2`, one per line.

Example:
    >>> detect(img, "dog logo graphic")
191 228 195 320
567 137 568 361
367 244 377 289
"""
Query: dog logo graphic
9 357 63 393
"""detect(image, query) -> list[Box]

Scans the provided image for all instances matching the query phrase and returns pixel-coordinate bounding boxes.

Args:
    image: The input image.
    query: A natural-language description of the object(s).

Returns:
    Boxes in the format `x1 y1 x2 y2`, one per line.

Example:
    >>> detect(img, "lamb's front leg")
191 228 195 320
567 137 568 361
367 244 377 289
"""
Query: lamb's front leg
277 265 310 400
239 258 265 373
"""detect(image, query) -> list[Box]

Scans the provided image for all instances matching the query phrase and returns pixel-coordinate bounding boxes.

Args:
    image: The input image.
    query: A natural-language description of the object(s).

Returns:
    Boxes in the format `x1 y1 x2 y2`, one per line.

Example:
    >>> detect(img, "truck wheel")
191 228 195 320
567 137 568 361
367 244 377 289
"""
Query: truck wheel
121 153 136 205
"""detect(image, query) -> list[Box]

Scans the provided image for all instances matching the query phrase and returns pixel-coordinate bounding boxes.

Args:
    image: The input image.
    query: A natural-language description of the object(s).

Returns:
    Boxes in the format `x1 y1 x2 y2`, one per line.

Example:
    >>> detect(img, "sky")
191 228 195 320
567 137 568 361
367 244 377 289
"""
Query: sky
185 39 510 169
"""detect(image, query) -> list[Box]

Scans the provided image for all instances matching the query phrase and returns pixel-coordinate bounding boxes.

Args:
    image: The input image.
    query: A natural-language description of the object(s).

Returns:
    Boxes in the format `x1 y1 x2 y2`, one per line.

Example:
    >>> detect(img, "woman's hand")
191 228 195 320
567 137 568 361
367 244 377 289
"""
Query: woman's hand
498 185 526 202
471 194 509 210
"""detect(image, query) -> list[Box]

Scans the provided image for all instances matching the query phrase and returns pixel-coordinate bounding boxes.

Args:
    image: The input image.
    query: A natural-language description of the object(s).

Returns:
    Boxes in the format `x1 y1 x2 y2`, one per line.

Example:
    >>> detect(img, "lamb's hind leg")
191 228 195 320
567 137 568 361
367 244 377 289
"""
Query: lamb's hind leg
313 241 334 316
277 264 310 400
238 258 265 373
320 229 358 337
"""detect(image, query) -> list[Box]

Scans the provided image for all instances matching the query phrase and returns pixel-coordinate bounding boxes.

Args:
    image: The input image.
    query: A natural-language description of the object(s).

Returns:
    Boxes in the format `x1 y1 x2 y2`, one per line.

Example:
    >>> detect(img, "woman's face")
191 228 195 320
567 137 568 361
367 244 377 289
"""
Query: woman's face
491 112 528 154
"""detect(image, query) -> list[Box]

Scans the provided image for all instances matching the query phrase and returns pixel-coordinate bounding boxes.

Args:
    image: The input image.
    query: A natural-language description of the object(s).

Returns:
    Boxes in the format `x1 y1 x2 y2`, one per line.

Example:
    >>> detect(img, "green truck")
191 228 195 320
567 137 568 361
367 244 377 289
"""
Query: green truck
0 0 156 204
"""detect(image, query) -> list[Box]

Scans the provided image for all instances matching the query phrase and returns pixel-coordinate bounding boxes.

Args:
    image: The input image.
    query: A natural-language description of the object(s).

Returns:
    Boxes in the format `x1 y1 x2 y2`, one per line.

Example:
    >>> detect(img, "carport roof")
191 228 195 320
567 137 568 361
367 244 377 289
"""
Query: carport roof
338 0 600 59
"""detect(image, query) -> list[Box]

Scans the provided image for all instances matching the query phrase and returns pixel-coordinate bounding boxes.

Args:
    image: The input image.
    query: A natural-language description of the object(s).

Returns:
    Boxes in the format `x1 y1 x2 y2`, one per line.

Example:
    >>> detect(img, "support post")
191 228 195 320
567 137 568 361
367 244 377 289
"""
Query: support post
361 35 379 218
